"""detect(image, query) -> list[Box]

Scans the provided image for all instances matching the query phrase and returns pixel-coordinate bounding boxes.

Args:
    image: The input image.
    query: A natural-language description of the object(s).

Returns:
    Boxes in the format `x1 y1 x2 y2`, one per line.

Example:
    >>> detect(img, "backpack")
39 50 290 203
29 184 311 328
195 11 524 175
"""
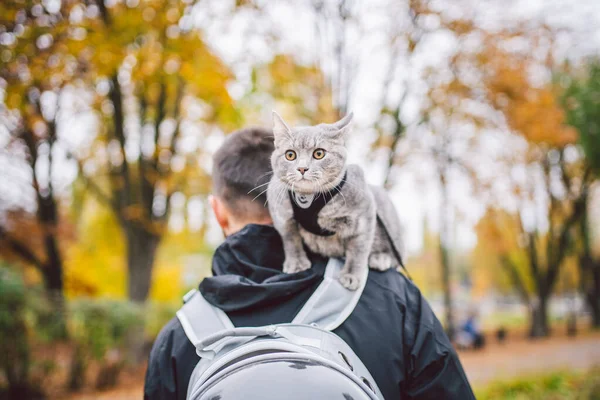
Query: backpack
176 258 384 400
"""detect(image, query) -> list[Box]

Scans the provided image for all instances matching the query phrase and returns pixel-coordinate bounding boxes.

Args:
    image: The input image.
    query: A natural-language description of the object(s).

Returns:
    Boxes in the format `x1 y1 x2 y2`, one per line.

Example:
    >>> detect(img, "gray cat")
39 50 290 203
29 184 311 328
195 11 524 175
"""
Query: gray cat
266 111 404 290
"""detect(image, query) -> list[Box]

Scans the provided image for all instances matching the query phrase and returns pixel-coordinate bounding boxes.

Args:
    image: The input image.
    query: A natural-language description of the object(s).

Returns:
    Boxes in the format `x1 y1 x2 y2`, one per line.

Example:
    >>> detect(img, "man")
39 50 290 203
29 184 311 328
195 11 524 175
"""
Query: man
144 127 475 399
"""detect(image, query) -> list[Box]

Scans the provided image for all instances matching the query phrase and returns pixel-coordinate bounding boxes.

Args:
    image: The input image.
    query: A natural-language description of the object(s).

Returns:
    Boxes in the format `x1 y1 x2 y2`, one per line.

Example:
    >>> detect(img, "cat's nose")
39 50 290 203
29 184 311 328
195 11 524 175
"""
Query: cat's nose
297 167 309 175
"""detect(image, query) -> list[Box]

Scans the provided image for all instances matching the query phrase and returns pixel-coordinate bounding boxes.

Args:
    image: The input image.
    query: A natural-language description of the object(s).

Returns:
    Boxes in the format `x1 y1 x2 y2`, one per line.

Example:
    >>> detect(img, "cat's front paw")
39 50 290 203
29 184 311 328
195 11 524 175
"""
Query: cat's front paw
339 273 361 291
283 257 311 274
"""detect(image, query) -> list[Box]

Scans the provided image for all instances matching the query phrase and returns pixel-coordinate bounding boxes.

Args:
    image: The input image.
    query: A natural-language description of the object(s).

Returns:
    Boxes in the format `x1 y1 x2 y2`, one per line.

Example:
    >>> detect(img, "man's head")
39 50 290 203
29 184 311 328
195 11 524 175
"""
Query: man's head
210 127 274 236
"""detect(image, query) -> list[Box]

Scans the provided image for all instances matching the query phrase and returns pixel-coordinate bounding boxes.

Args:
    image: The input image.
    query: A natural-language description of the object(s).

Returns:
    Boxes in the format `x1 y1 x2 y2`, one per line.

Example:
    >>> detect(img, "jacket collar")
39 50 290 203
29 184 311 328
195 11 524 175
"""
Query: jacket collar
199 224 326 312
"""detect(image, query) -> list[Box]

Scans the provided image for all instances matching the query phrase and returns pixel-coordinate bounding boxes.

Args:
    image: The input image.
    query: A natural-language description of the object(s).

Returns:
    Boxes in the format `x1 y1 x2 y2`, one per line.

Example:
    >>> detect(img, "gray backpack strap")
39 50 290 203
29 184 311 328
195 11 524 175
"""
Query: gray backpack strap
292 258 368 330
176 289 234 348
178 257 366 348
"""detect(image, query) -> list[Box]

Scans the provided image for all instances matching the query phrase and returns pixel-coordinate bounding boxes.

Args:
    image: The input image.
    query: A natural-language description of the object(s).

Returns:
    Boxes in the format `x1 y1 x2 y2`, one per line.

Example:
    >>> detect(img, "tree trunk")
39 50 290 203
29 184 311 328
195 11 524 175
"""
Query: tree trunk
41 234 64 292
579 194 600 330
587 262 600 329
438 170 455 340
40 231 67 338
126 227 160 302
529 294 550 338
589 293 600 329
440 241 455 340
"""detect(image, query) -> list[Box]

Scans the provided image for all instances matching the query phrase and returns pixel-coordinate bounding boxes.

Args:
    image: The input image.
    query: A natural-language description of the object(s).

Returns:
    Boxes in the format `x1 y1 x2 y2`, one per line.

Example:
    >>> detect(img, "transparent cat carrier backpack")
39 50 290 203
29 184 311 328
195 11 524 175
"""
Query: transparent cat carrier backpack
176 258 383 400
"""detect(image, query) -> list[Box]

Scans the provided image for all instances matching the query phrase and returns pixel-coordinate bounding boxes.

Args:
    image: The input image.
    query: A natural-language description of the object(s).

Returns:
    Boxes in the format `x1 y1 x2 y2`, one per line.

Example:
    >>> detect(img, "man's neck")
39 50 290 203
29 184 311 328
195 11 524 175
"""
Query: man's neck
225 219 273 237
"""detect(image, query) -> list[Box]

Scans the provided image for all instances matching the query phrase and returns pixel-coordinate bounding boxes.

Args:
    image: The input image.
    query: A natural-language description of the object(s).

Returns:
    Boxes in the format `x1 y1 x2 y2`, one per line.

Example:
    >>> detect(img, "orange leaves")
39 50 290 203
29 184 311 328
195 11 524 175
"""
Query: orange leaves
478 35 578 148
444 19 475 36
492 73 577 147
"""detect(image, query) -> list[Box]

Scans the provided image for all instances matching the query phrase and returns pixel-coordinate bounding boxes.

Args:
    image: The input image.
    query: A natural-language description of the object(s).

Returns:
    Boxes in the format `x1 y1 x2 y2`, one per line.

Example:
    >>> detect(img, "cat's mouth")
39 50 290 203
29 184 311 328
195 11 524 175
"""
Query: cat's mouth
288 177 320 194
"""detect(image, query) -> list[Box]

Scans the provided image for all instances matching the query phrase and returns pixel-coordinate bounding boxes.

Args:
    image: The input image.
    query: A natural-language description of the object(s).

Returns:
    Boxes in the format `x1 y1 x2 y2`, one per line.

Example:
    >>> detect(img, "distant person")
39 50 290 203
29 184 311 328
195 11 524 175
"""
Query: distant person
496 326 507 344
457 309 485 350
144 127 475 399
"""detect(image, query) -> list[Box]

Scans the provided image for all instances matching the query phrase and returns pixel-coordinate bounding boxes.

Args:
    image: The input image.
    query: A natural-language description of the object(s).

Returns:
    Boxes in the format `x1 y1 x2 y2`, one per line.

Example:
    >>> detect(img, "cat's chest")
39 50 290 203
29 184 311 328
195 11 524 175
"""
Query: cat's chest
289 190 352 236
299 228 346 257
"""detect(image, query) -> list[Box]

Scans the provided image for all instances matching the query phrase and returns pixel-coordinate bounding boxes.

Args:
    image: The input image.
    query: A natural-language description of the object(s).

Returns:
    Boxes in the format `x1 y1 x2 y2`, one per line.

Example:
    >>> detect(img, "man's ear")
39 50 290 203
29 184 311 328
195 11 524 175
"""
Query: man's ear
272 111 291 144
209 195 229 233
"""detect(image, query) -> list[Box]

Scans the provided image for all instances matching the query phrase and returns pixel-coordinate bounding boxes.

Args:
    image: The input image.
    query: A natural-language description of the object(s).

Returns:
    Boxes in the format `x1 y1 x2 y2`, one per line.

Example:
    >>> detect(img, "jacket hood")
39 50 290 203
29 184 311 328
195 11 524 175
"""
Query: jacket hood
199 224 327 312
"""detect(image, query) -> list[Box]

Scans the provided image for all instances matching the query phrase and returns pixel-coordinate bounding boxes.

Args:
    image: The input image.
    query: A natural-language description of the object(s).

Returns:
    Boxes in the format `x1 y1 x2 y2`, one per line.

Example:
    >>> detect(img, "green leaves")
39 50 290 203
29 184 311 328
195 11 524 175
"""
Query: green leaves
561 62 600 177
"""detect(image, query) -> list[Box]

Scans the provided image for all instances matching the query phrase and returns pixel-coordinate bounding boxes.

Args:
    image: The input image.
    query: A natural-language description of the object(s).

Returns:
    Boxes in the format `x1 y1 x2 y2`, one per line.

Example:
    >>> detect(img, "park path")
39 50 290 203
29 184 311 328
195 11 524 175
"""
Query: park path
65 331 600 399
460 331 600 387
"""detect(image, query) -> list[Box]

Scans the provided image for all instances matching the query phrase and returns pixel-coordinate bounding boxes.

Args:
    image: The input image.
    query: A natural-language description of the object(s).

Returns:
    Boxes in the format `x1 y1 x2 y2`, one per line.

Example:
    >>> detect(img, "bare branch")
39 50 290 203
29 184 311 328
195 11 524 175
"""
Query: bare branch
0 227 44 269
109 73 132 210
69 152 123 222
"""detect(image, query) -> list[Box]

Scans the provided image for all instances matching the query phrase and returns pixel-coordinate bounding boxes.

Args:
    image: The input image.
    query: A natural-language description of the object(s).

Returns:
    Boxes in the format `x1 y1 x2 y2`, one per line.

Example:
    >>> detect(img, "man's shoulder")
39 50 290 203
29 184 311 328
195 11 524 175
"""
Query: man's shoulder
366 267 422 305
145 314 199 400
148 313 198 373
151 314 190 354
157 315 183 337
362 267 446 344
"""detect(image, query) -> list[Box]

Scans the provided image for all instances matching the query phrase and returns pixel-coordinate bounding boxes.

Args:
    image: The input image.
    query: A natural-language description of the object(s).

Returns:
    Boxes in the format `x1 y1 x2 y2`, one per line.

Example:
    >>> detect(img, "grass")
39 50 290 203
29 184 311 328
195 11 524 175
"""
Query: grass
476 368 600 400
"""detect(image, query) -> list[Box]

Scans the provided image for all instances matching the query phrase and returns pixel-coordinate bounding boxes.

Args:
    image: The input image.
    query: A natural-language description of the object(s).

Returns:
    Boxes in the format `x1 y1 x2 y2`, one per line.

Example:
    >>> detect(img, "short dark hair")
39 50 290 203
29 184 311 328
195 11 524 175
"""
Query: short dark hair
212 127 274 220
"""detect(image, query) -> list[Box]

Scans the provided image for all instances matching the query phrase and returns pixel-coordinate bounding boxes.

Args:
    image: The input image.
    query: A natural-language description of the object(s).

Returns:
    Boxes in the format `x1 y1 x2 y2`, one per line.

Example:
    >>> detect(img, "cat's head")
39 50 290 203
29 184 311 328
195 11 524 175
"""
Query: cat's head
271 111 353 194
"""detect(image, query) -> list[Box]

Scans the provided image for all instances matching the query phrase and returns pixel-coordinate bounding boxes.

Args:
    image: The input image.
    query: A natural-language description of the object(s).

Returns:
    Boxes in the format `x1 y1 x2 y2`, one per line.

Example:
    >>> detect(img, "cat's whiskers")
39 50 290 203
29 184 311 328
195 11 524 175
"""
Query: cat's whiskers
251 186 271 202
271 185 284 207
256 170 274 181
319 176 338 204
248 180 271 195
264 180 285 206
275 182 290 206
317 175 346 207
291 182 296 202
333 184 348 207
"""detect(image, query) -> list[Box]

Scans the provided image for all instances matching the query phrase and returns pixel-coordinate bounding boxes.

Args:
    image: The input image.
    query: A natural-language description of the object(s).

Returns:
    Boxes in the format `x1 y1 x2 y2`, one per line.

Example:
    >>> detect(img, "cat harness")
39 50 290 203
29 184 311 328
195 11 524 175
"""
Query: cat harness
287 172 347 236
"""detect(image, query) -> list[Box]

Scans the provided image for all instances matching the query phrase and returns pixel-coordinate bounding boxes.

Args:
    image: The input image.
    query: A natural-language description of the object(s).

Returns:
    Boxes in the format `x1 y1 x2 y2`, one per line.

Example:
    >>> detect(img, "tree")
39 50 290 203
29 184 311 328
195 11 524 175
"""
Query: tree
561 61 600 328
2 0 241 303
369 0 482 338
474 32 588 337
0 0 77 320
64 0 238 302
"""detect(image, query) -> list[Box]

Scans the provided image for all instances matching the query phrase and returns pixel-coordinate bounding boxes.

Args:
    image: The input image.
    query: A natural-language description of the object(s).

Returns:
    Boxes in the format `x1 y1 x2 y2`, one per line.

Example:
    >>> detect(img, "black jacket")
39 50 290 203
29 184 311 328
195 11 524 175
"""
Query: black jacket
144 224 475 400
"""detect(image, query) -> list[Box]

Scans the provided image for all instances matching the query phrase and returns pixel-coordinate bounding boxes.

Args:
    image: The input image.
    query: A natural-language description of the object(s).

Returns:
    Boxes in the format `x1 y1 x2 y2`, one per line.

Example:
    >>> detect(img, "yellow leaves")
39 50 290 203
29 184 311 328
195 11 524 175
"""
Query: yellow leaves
472 209 532 295
267 55 324 91
375 135 397 149
409 0 432 16
444 19 474 36
6 90 25 109
245 54 336 124
64 195 211 302
149 263 182 301
64 201 127 298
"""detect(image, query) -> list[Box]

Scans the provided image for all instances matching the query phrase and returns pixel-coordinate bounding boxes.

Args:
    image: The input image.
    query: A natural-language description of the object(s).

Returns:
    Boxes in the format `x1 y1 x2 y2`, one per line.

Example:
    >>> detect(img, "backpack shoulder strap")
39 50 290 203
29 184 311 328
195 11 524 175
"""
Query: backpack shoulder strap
176 289 234 347
292 258 367 331
178 257 367 344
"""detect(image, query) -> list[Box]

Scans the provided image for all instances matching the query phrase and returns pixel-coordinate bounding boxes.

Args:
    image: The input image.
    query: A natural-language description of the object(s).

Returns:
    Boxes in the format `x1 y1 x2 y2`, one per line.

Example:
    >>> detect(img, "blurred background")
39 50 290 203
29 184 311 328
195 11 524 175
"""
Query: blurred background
1 0 600 398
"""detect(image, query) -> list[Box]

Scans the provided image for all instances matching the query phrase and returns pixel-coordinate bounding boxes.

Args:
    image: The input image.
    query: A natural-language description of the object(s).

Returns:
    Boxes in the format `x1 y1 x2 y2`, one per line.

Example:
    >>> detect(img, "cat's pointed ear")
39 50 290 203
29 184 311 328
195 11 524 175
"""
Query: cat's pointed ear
328 112 354 140
272 111 291 143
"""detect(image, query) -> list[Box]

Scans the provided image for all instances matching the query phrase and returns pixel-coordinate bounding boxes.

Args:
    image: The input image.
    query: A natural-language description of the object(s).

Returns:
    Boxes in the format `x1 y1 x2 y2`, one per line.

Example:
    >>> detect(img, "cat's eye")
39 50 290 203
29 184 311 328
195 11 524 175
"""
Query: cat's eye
285 150 297 161
313 148 326 159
